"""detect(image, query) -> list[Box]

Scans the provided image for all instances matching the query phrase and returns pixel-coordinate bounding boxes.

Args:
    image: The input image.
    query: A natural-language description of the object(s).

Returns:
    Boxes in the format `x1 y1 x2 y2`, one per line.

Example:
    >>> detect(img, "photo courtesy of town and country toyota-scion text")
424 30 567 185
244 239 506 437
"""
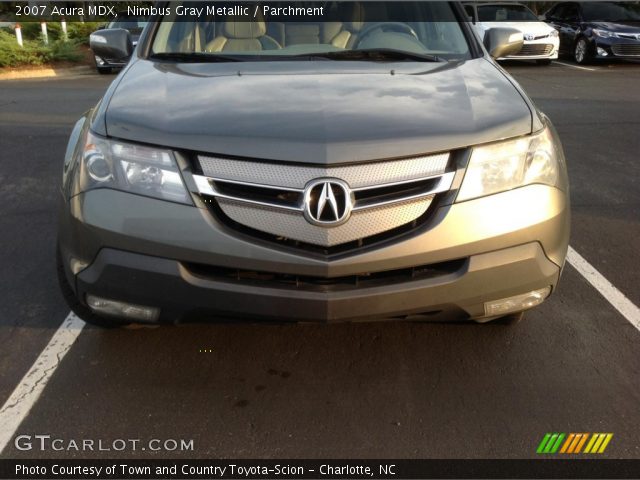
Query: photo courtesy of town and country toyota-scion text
0 1 639 479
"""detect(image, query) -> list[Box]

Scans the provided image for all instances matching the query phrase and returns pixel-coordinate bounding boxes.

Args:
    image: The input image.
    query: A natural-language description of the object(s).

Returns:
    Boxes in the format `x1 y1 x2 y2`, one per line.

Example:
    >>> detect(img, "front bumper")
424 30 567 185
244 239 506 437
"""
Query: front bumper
94 55 128 69
59 183 569 323
73 242 559 323
500 38 559 61
593 37 640 59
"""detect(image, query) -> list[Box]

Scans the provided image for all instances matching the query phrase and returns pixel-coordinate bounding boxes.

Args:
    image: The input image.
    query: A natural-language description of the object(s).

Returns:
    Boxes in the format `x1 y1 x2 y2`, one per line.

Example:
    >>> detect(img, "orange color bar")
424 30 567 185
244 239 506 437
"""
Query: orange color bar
560 434 575 454
574 433 589 453
567 434 582 453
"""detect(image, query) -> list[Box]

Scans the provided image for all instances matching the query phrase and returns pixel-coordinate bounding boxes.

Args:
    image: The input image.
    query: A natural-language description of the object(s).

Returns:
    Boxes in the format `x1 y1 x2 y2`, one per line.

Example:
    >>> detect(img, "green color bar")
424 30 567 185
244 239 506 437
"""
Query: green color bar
537 433 552 454
543 433 559 453
550 433 566 453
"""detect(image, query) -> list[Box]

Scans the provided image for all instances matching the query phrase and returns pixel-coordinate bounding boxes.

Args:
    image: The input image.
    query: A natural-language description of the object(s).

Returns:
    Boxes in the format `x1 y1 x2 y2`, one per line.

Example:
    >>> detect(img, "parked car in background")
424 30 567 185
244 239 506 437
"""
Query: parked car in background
542 2 640 64
91 14 147 73
464 2 559 64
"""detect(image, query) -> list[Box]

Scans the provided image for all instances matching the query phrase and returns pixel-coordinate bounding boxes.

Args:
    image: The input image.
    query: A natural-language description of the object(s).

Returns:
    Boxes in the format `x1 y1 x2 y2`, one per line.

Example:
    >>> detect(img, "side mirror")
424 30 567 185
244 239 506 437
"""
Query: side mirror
90 28 133 61
484 27 523 59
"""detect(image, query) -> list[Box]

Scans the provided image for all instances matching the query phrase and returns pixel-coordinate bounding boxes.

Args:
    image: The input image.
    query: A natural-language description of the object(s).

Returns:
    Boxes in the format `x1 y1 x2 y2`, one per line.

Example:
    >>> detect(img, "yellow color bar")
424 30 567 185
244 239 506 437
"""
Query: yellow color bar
597 434 613 453
584 434 598 453
590 434 606 453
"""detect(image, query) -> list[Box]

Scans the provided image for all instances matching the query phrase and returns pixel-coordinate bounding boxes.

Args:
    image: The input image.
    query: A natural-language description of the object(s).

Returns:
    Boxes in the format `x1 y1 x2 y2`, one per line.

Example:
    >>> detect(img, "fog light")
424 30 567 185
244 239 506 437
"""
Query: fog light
597 47 608 57
86 295 160 322
484 286 551 316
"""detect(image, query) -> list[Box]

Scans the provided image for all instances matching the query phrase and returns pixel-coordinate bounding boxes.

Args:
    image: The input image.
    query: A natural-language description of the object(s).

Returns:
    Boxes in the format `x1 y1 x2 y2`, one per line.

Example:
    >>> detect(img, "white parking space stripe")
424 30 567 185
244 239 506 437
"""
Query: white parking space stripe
554 61 598 72
0 313 85 455
567 246 640 332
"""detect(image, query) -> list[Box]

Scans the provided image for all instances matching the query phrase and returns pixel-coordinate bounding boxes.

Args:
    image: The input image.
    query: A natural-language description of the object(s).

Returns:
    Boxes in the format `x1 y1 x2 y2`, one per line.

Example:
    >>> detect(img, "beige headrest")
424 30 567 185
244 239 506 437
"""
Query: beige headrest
340 2 365 32
223 17 267 38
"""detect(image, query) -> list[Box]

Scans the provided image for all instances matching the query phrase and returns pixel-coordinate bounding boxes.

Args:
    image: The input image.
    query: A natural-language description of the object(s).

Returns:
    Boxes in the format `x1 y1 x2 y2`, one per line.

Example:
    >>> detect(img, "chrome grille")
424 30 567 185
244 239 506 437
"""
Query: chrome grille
611 44 640 57
198 153 449 189
194 153 453 248
216 196 435 247
511 43 554 57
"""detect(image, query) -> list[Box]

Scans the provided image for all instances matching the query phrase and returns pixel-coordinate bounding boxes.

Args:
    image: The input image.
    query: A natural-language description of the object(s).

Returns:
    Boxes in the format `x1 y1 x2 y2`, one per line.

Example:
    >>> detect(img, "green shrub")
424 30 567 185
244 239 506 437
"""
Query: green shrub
0 30 84 67
17 22 61 41
49 38 83 62
0 30 46 66
16 21 101 44
68 22 104 44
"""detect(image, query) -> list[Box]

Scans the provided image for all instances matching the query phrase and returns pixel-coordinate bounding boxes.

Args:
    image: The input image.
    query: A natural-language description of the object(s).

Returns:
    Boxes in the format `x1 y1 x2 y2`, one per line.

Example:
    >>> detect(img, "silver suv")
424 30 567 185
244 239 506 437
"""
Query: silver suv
58 1 570 326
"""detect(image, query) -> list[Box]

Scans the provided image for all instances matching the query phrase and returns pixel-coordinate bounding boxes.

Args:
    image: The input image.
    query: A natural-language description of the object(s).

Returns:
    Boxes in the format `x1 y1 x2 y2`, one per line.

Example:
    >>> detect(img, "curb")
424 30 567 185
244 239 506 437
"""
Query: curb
0 65 94 80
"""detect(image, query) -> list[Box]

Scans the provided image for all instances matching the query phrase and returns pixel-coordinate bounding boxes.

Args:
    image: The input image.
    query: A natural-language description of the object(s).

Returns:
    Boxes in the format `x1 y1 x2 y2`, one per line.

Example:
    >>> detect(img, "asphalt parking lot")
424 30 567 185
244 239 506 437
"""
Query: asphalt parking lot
0 59 638 460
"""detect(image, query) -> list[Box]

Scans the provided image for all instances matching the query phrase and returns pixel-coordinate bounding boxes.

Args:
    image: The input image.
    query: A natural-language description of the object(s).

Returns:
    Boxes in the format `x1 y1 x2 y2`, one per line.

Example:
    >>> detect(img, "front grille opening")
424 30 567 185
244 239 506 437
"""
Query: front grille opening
354 177 440 208
183 258 466 291
513 44 553 56
611 44 640 57
213 180 302 209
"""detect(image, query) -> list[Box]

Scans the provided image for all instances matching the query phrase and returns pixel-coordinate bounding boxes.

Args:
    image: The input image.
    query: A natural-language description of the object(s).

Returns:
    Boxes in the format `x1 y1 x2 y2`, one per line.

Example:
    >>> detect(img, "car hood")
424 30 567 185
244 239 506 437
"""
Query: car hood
588 21 640 33
103 58 533 164
477 21 555 36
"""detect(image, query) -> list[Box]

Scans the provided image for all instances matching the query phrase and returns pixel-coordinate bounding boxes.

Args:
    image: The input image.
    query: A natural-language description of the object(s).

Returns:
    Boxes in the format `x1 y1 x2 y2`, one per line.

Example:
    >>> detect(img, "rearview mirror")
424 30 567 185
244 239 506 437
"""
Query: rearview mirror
90 28 133 61
538 14 547 21
484 28 524 59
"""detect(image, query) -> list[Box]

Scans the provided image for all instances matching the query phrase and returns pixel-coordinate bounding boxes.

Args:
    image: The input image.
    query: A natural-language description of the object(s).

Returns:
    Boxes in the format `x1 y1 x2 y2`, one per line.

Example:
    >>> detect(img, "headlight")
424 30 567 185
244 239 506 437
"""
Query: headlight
549 29 559 38
593 29 615 38
74 131 192 204
457 126 560 202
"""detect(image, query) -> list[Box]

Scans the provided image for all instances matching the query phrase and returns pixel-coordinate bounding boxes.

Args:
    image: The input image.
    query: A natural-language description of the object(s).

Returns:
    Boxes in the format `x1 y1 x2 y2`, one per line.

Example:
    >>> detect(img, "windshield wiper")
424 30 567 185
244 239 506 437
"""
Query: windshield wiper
150 52 244 63
294 48 442 62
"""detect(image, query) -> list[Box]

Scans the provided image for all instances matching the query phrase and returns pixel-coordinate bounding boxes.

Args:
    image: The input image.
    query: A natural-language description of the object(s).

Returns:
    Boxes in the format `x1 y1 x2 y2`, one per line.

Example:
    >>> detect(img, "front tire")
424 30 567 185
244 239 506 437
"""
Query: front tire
574 37 592 64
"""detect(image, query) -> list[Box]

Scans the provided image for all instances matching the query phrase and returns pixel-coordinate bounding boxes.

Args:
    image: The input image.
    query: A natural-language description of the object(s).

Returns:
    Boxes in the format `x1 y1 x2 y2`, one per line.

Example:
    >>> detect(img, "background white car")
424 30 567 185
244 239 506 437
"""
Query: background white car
464 2 560 64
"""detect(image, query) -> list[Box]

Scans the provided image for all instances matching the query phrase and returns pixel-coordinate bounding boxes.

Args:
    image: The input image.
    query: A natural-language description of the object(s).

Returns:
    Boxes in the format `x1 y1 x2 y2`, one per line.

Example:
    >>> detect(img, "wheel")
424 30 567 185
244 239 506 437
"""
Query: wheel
96 66 112 75
574 37 592 64
536 59 552 66
56 245 127 328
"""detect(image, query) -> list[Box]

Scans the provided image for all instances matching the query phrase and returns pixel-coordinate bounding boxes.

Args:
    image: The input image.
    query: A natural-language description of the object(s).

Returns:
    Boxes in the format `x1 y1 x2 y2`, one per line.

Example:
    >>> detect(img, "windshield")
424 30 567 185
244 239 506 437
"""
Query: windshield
109 17 148 30
581 2 640 22
477 4 538 22
150 1 471 61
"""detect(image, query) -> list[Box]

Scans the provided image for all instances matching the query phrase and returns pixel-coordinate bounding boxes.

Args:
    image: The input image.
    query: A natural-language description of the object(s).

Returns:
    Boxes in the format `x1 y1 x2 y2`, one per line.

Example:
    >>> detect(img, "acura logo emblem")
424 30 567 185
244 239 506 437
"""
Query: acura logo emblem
303 178 353 226
524 33 534 41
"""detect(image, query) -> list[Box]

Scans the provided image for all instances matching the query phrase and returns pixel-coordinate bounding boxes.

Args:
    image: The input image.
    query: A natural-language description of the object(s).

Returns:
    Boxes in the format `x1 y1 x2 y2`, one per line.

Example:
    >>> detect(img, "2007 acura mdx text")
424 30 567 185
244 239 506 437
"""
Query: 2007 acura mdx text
57 1 570 327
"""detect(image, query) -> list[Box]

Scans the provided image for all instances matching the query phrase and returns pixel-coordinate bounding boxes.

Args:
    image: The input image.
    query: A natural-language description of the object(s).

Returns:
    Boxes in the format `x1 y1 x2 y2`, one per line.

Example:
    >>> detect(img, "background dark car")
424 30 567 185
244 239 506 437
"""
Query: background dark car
92 14 147 74
543 1 640 64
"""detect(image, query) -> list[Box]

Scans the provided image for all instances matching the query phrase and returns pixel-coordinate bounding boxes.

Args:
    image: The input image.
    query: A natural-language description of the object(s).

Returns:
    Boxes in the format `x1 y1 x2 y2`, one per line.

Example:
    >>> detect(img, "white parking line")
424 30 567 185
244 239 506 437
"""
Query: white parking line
567 246 640 332
0 313 85 455
554 61 598 72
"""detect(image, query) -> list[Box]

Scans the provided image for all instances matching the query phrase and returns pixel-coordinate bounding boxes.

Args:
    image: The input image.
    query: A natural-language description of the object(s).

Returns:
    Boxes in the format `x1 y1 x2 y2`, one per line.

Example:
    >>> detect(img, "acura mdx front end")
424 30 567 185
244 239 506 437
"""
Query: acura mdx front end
58 1 570 327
